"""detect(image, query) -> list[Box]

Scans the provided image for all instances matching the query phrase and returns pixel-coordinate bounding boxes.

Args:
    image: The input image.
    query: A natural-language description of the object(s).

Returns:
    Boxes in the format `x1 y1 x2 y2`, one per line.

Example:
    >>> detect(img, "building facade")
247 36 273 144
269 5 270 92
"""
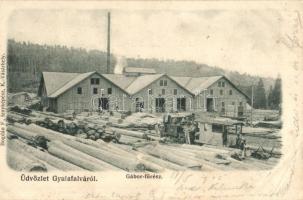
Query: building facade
38 71 249 117
171 76 249 117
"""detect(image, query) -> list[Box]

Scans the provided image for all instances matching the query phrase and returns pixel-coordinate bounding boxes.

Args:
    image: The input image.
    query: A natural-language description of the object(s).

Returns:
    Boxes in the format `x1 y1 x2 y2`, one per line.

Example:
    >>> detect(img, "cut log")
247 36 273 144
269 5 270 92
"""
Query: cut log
7 137 84 171
74 138 135 159
136 153 187 171
61 138 145 171
158 145 230 170
7 125 38 141
247 145 282 157
47 141 104 171
13 123 74 141
7 148 48 172
48 141 119 170
137 144 202 170
110 127 147 139
118 135 145 144
163 144 231 165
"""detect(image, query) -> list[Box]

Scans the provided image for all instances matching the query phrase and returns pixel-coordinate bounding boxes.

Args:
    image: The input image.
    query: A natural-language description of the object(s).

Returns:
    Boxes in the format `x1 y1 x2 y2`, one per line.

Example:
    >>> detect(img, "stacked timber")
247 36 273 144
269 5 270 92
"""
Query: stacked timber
7 148 49 172
7 137 83 171
7 123 154 171
137 144 203 170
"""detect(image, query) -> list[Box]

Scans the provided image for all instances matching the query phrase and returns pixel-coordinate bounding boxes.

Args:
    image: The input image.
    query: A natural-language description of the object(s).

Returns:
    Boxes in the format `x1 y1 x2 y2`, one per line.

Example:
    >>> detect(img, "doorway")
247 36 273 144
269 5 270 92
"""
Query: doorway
177 98 186 111
99 97 109 110
135 98 144 112
155 98 165 113
238 106 244 117
206 98 214 112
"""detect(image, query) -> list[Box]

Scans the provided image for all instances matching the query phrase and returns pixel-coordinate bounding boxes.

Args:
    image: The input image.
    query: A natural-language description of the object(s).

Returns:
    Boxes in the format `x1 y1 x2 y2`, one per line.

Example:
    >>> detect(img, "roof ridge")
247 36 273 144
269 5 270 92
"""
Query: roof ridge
124 76 141 91
44 72 79 95
48 71 96 97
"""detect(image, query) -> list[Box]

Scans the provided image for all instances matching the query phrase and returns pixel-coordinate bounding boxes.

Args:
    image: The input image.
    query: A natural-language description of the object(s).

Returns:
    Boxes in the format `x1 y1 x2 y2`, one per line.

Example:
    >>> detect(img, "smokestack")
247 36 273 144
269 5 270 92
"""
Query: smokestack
106 12 111 74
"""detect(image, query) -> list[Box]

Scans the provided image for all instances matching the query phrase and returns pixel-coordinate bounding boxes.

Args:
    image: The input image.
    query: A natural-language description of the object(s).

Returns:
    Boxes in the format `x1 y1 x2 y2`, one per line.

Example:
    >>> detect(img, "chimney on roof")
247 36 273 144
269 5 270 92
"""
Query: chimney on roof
106 12 111 74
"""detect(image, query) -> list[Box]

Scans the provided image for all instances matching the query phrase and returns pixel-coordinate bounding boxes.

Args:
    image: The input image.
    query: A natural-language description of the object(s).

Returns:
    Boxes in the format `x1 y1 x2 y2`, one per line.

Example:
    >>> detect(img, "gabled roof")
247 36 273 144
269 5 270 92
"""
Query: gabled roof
41 71 167 97
170 76 222 95
125 74 164 94
49 72 96 98
124 67 156 74
102 73 164 95
40 71 248 100
170 75 249 100
101 74 137 90
42 72 79 96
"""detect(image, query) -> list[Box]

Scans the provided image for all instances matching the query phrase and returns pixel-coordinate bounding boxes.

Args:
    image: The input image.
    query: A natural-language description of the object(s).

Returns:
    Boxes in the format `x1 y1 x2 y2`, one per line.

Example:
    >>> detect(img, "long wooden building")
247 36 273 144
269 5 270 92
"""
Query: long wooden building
38 71 249 117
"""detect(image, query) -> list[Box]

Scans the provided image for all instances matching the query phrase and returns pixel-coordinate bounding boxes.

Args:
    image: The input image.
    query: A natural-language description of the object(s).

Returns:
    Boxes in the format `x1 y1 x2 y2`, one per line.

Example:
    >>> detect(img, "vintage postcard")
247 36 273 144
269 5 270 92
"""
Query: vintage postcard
0 1 302 200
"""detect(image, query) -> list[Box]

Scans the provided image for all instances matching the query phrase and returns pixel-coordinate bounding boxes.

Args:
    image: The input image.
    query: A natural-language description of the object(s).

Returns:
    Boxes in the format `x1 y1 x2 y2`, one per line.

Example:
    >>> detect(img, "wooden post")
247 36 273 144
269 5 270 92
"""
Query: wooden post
106 12 111 73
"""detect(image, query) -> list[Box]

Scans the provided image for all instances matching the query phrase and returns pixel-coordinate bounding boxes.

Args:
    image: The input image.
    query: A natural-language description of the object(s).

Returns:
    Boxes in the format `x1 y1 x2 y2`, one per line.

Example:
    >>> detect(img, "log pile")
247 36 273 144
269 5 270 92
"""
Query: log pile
6 109 281 172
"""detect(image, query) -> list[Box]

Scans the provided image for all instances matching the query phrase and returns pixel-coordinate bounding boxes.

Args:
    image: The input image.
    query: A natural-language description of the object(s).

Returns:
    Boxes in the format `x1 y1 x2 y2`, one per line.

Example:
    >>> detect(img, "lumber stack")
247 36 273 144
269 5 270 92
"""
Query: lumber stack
7 137 83 171
7 109 281 171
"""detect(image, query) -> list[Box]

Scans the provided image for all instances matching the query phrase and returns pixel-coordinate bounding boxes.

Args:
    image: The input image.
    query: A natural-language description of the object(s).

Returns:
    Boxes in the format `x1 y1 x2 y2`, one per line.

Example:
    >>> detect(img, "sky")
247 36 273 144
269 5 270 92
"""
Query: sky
7 9 297 78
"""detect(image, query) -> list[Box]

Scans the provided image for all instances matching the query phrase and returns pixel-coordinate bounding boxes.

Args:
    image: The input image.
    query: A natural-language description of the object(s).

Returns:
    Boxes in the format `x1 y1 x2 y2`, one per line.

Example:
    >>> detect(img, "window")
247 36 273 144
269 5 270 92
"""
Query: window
222 82 225 87
160 80 163 86
164 80 167 86
77 87 82 94
210 89 213 95
218 82 221 87
229 90 232 95
239 102 243 106
148 89 153 95
91 78 100 85
108 88 112 95
220 90 223 95
173 89 178 95
221 102 225 113
93 88 98 94
162 89 165 95
232 102 235 105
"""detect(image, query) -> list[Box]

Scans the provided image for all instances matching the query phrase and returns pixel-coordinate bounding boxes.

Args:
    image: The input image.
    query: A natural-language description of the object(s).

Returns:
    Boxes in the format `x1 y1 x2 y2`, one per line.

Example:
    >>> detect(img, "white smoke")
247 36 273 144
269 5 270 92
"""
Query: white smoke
114 55 126 74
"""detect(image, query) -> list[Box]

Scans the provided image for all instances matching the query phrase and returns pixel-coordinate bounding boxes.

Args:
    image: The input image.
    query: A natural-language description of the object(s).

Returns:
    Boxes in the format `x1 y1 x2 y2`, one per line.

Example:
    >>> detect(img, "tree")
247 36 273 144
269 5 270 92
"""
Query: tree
254 78 267 109
271 75 282 110
267 85 273 109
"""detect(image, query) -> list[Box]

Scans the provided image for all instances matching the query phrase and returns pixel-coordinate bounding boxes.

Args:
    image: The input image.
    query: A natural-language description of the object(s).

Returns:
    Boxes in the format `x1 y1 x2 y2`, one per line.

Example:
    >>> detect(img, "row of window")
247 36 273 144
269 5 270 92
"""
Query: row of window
77 87 112 95
209 89 233 95
78 87 180 96
91 78 100 85
218 81 225 87
159 80 168 86
221 101 243 107
148 88 178 95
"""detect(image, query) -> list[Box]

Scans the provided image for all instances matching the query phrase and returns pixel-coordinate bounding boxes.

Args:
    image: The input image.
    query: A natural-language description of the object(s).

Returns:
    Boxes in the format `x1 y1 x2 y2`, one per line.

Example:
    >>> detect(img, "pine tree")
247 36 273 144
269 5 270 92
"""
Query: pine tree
254 78 267 109
272 75 282 110
267 85 273 109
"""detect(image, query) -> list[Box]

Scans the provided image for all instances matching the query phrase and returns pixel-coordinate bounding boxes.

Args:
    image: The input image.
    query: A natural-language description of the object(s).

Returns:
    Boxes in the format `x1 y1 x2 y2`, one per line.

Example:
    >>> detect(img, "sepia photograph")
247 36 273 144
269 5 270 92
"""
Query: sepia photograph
0 1 302 200
5 9 283 172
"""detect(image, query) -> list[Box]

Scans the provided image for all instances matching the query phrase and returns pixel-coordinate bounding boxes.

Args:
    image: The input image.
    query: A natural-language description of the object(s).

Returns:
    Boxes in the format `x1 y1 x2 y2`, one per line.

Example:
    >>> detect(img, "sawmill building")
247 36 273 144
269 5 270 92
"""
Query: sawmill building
171 76 250 117
38 71 249 117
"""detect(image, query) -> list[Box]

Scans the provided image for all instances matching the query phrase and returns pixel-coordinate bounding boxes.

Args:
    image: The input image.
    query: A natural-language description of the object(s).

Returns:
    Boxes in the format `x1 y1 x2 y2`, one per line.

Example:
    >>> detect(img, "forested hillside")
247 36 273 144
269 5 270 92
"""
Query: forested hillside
7 39 281 109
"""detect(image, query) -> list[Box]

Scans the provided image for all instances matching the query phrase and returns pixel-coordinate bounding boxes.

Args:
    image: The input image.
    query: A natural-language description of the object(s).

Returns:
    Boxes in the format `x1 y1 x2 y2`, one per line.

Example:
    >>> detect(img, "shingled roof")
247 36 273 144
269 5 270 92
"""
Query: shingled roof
42 72 79 96
170 76 223 95
41 72 167 97
171 75 250 99
40 71 248 99
102 73 164 95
